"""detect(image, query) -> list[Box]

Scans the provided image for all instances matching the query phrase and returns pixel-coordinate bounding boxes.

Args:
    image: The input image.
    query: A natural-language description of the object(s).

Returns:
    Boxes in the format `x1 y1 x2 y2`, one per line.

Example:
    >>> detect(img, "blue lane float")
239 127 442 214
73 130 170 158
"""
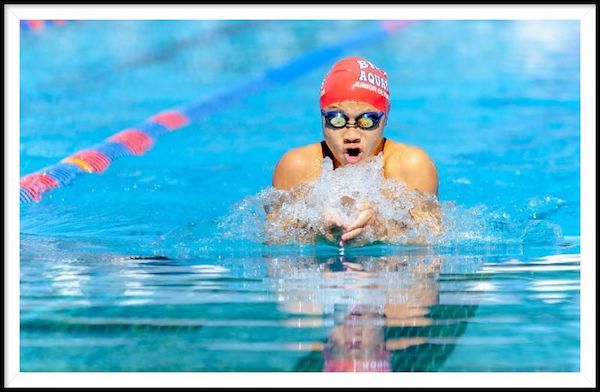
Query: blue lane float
39 163 85 186
20 20 417 203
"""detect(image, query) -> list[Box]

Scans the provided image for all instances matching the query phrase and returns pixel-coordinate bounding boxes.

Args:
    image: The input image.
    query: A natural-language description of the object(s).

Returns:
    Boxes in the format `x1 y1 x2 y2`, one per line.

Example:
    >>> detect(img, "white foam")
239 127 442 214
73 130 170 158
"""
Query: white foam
221 154 446 245
219 154 567 247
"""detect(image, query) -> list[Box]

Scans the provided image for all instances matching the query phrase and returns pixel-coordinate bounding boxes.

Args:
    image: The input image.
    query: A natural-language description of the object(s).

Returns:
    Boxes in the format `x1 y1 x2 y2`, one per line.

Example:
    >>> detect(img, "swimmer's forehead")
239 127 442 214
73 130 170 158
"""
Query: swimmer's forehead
323 100 381 113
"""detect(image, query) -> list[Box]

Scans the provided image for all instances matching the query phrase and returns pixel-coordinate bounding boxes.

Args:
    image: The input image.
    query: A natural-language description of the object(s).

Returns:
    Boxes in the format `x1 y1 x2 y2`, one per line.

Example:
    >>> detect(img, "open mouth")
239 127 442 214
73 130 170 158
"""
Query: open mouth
344 147 363 164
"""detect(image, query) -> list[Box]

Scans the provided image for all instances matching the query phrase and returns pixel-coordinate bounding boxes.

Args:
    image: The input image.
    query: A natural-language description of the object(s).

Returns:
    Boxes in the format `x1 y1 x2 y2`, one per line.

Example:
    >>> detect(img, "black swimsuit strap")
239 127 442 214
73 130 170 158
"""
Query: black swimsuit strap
321 138 387 160
321 141 334 160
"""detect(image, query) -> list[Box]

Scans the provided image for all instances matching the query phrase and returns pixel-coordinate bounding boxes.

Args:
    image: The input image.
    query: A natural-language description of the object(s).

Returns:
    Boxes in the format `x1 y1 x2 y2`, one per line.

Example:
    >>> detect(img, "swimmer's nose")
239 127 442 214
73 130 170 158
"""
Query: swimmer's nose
343 136 361 144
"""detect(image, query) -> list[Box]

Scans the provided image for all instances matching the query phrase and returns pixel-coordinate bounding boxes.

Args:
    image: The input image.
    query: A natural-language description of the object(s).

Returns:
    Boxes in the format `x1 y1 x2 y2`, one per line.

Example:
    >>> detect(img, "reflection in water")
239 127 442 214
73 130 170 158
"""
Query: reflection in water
324 305 392 372
21 234 578 371
266 253 477 372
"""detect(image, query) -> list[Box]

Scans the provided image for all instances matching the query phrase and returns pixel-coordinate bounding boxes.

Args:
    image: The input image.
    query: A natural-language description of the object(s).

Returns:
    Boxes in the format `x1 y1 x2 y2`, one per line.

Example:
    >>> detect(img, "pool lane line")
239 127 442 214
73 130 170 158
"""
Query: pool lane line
20 20 416 204
20 20 76 32
44 21 266 93
116 21 265 71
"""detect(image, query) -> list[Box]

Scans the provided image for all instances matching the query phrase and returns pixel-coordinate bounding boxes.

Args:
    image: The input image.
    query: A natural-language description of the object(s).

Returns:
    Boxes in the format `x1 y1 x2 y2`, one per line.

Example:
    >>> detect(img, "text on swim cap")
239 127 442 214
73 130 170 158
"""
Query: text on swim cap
358 71 388 91
356 59 388 92
357 60 385 73
351 81 390 101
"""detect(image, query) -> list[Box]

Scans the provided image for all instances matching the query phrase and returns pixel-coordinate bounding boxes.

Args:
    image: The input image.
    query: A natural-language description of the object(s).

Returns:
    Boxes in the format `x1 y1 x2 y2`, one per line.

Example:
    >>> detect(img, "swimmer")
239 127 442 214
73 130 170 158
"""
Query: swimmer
270 56 440 246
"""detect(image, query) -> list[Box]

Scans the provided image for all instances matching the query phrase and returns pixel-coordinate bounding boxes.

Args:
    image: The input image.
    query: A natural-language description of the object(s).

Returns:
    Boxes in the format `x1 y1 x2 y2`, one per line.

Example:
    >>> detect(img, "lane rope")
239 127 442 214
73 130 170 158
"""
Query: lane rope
20 20 416 204
20 20 76 32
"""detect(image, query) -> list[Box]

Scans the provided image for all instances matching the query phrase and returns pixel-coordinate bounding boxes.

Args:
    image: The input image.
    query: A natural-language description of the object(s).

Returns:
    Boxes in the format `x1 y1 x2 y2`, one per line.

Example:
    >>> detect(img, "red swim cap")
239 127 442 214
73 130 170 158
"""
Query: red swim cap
320 56 390 113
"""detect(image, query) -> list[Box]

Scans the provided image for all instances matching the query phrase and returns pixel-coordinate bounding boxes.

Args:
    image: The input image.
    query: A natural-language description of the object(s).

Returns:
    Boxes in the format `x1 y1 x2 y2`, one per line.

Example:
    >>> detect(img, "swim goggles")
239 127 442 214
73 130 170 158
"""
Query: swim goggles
321 110 384 130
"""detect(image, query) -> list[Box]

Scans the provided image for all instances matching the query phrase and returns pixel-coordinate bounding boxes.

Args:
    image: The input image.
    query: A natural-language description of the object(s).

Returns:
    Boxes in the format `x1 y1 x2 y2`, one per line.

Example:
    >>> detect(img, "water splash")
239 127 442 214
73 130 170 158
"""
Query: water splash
219 154 567 248
220 155 438 246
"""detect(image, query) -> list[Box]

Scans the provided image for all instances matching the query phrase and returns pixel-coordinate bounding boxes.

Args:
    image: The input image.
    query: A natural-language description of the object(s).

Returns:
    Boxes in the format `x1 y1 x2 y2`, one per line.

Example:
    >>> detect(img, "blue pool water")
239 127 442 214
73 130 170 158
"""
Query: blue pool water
19 20 580 372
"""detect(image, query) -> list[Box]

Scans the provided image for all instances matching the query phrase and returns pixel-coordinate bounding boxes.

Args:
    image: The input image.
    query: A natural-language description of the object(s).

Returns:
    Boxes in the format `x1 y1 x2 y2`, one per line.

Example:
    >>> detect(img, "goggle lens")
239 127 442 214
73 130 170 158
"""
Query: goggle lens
357 115 375 129
329 115 347 128
321 111 383 130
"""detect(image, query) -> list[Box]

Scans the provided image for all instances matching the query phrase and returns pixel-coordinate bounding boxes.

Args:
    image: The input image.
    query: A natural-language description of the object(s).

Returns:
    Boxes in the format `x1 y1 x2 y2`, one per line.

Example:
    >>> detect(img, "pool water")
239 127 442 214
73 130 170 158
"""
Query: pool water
20 20 580 372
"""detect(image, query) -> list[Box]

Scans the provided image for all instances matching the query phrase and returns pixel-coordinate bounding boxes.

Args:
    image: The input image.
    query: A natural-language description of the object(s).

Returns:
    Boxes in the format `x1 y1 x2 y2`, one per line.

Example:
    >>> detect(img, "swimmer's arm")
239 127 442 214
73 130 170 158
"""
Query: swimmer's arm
264 149 316 242
384 146 439 197
269 146 345 243
265 205 345 244
267 148 316 236
272 144 322 190
340 196 441 245
341 149 441 244
265 188 347 244
385 146 442 229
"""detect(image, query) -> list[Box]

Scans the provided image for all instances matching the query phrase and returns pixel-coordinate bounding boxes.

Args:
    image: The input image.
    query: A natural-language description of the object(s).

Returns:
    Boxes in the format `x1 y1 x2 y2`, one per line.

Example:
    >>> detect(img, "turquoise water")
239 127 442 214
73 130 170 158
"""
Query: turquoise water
20 20 580 371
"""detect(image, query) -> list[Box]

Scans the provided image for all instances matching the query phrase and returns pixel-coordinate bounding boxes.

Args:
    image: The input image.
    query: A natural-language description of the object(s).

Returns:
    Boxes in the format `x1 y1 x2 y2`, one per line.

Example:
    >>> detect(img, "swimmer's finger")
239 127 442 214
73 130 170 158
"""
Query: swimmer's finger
324 218 346 230
322 209 338 222
329 217 347 228
325 231 336 242
341 227 363 242
322 211 347 229
345 209 373 232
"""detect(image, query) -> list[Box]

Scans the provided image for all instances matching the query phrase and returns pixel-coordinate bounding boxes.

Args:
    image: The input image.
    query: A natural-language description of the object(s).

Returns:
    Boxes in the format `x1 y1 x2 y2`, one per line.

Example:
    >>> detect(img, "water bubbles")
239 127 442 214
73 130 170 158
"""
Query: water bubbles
521 220 563 245
220 154 444 246
218 156 568 248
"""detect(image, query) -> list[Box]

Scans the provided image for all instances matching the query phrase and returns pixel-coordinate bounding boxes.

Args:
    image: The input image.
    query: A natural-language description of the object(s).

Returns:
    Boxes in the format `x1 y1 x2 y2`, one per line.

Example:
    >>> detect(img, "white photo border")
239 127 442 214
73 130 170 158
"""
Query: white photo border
5 3 596 388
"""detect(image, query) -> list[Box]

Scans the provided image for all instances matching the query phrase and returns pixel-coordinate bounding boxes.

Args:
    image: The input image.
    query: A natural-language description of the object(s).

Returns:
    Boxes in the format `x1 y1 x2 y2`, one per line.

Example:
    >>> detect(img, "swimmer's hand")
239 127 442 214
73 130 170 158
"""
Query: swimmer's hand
340 201 378 246
321 208 348 243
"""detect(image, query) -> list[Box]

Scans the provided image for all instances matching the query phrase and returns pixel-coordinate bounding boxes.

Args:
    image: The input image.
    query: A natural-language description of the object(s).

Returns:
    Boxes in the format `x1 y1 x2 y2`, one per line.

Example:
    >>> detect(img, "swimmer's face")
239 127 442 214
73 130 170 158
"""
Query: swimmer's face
321 101 387 167
328 313 385 359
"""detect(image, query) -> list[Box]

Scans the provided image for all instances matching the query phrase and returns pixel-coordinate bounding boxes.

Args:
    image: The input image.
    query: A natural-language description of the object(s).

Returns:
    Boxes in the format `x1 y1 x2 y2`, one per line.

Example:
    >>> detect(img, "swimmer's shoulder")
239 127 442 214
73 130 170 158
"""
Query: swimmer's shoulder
383 139 439 195
272 143 323 190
